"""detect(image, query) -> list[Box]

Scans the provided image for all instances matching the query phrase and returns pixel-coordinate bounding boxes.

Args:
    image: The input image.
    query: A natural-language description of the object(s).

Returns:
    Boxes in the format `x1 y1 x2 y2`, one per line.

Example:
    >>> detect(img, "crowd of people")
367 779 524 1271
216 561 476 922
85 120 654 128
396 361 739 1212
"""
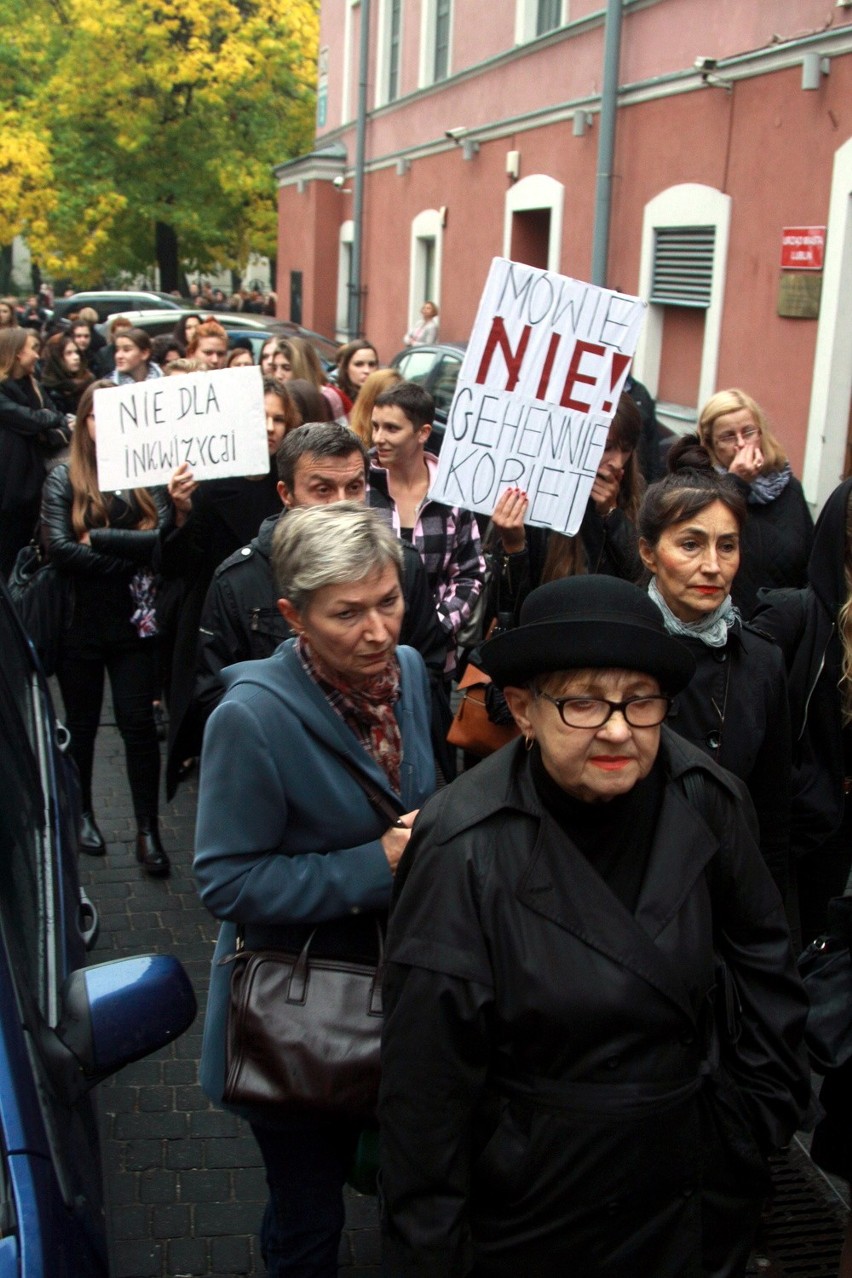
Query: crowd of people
1 286 848 1277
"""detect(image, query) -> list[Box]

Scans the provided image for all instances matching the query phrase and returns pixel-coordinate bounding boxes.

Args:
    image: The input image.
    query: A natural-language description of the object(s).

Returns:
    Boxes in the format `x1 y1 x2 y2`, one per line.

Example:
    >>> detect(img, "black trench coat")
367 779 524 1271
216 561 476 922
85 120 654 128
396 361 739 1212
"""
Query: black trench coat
379 731 810 1278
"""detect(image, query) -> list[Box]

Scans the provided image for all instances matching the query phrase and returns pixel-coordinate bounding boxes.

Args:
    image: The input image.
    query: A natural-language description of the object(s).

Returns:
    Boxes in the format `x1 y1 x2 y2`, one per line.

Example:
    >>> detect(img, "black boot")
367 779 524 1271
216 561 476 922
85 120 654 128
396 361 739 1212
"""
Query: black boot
135 819 170 878
79 811 106 856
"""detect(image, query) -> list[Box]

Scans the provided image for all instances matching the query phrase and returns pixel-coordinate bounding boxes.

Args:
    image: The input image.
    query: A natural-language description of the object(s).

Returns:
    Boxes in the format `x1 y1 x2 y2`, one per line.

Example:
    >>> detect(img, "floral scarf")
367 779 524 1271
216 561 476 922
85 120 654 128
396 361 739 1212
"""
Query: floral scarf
296 635 402 794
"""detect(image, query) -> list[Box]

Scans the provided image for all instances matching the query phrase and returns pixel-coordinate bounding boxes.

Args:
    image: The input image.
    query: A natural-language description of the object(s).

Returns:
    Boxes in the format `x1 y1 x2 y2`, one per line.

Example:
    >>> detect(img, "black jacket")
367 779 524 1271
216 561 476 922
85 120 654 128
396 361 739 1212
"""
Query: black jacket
380 732 810 1277
493 501 643 624
752 477 851 855
732 474 813 616
0 376 68 513
665 622 791 893
41 463 172 647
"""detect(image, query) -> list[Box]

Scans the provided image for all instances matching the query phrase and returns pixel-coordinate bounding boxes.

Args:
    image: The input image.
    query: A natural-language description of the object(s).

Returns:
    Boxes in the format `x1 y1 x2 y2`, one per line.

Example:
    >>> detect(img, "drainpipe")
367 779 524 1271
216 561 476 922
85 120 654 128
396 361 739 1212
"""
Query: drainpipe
348 0 371 339
590 0 623 287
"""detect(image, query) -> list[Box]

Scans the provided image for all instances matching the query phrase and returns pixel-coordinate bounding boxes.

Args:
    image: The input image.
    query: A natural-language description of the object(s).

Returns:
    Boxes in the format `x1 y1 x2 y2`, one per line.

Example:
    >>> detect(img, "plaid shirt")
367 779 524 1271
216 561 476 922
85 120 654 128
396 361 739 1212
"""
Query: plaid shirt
369 453 485 673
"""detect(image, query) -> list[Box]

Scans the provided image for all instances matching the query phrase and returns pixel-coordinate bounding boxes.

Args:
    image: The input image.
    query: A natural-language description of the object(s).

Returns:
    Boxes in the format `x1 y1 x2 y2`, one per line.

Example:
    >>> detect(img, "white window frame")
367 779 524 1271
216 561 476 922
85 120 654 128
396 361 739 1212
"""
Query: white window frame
803 136 852 509
514 0 567 44
408 209 443 329
375 0 404 108
337 220 354 340
632 183 731 423
502 173 565 274
419 0 453 88
341 0 359 125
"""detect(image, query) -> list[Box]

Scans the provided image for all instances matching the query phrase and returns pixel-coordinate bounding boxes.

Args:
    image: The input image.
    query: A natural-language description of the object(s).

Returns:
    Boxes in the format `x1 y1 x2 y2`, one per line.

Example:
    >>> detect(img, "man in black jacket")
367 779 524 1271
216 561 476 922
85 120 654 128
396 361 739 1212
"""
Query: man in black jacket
186 422 450 768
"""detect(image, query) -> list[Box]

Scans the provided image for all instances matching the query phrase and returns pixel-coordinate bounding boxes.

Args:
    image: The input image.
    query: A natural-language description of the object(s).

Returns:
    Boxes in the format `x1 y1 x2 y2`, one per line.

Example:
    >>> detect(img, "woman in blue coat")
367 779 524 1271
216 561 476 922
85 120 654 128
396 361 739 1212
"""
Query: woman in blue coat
194 501 435 1278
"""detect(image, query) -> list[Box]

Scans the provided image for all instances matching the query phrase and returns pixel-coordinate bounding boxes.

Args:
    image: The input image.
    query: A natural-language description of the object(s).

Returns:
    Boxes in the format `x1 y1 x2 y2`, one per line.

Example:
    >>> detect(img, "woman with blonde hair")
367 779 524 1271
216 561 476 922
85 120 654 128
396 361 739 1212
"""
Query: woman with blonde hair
0 297 20 329
40 379 190 874
0 327 70 575
350 367 402 446
698 388 813 614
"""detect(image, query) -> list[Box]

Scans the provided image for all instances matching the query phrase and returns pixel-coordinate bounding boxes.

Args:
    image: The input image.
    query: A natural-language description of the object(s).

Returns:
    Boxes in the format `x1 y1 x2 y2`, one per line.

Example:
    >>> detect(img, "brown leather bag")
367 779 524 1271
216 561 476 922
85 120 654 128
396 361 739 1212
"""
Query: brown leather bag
222 921 384 1117
447 661 521 758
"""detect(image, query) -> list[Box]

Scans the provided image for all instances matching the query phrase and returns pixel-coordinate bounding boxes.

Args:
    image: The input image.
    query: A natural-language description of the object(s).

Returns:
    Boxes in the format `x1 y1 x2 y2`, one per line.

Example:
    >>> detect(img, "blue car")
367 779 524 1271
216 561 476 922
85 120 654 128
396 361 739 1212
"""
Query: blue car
0 580 196 1275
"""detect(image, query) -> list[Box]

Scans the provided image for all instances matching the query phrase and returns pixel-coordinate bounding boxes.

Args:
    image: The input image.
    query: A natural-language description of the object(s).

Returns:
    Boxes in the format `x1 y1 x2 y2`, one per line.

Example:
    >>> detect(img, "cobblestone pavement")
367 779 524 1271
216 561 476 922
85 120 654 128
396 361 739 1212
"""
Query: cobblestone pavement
69 692 846 1278
74 694 380 1278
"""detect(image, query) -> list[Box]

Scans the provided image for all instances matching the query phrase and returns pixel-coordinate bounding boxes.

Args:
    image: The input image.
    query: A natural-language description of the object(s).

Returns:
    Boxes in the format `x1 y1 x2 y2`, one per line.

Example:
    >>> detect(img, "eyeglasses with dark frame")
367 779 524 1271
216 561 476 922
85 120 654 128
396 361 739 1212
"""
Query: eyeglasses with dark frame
535 691 671 729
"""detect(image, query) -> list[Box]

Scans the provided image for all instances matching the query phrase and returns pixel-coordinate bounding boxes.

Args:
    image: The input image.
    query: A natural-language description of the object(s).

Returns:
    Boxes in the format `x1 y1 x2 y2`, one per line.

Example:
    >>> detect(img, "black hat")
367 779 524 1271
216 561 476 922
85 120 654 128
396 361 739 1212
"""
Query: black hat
479 575 695 692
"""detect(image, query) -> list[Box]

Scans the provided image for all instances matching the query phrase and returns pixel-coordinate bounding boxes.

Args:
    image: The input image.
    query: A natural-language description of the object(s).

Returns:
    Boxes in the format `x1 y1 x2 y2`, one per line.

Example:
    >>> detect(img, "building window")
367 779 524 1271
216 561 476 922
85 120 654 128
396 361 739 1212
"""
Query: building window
515 0 566 43
388 0 402 101
434 0 451 81
409 209 443 333
502 173 565 274
633 183 731 430
337 221 354 341
420 0 452 87
536 0 561 36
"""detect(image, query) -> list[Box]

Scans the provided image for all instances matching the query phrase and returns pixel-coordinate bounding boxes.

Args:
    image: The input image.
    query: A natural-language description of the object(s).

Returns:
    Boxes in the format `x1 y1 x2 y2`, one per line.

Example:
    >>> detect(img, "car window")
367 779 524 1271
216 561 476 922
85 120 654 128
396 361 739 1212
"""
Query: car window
430 355 463 417
394 350 439 384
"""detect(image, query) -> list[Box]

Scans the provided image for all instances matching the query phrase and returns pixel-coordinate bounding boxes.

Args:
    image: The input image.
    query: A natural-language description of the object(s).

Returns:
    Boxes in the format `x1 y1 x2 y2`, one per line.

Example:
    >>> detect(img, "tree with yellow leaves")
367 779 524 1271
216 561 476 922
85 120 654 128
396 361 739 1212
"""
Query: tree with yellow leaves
0 0 318 287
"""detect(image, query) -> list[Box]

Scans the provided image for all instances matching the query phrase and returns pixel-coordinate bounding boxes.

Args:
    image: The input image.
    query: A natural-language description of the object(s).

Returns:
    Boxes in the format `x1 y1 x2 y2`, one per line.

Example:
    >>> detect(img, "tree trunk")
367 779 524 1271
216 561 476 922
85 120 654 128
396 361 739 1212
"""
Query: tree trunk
155 222 180 293
0 245 12 295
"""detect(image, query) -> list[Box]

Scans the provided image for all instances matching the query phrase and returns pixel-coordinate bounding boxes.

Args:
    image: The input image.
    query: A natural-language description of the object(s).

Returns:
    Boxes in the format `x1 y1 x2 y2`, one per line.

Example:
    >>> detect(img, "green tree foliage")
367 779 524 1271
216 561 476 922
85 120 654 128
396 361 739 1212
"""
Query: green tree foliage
0 0 318 283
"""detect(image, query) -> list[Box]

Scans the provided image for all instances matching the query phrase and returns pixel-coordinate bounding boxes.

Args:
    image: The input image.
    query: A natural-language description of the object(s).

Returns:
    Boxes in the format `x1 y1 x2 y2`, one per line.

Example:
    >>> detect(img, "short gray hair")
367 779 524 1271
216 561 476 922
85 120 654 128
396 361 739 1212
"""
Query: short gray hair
271 501 403 610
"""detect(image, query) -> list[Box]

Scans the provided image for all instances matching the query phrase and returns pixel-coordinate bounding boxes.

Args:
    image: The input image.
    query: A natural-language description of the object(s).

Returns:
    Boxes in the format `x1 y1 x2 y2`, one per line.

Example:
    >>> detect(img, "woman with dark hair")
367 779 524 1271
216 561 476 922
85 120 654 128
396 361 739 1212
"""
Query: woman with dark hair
41 332 94 415
109 326 162 385
335 339 379 411
226 346 254 369
698 389 813 614
0 327 70 576
487 392 646 625
172 312 203 349
380 573 810 1278
638 435 792 894
285 378 333 424
151 334 185 370
40 379 190 874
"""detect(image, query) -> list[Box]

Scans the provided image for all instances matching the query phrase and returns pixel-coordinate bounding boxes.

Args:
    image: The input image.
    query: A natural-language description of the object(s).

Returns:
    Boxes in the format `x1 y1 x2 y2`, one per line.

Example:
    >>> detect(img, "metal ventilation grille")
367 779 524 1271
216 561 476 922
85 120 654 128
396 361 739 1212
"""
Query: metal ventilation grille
651 226 715 308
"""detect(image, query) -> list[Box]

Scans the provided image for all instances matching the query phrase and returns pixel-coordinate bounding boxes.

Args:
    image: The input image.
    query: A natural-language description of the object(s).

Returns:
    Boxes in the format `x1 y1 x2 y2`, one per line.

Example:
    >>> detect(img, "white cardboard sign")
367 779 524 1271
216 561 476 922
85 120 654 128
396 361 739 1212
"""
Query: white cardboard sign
93 366 269 490
429 258 646 535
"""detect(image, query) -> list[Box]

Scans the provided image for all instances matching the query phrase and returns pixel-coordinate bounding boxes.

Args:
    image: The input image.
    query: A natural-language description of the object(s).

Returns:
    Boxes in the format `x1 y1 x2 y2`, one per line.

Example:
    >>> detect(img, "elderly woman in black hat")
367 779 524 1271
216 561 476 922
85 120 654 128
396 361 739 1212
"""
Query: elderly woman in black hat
379 574 810 1278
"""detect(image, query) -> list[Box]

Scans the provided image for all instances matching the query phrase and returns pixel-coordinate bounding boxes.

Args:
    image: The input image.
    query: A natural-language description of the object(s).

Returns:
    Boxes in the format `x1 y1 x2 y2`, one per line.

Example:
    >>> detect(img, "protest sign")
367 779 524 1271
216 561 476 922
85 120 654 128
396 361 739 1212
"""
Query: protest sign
430 258 646 535
93 366 269 491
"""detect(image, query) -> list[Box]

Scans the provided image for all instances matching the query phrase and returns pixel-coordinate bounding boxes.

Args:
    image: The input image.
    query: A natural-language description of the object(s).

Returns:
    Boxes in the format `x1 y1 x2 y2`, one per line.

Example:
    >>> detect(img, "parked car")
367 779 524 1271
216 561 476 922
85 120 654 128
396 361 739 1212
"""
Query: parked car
52 291 184 325
94 310 339 371
0 578 197 1274
390 341 467 450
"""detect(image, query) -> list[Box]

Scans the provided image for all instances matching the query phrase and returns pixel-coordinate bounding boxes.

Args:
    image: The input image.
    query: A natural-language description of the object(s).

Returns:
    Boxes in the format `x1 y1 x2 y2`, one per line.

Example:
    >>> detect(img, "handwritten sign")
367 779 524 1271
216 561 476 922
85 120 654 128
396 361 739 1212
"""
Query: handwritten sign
430 258 646 535
93 366 269 490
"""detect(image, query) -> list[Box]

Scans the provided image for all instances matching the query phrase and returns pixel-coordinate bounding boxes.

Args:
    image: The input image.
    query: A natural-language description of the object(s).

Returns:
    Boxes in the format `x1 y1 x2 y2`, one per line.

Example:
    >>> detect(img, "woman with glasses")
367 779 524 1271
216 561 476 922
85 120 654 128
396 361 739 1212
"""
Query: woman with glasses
638 436 792 894
380 572 810 1278
698 389 813 615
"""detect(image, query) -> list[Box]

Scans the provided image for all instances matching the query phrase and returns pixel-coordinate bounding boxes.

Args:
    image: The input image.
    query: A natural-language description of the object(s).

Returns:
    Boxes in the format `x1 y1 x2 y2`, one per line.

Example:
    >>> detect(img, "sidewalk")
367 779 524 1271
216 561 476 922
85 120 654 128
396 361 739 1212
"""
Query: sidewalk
77 697 380 1278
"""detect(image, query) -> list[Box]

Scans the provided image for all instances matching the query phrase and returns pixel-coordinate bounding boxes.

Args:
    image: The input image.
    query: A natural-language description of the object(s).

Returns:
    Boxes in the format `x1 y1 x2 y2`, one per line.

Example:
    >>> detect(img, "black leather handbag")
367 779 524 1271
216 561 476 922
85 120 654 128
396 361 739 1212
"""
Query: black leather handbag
221 751 402 1118
7 541 71 675
222 921 384 1118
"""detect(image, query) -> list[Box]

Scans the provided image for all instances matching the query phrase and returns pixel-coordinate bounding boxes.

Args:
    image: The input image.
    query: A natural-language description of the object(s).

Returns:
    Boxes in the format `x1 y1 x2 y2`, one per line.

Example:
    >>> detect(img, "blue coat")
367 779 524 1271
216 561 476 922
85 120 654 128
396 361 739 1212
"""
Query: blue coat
194 640 436 1116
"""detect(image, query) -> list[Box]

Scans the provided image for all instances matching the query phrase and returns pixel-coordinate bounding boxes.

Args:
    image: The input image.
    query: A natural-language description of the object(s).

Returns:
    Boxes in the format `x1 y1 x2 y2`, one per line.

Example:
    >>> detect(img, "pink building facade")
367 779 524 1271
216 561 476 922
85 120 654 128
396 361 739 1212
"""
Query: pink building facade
275 0 852 507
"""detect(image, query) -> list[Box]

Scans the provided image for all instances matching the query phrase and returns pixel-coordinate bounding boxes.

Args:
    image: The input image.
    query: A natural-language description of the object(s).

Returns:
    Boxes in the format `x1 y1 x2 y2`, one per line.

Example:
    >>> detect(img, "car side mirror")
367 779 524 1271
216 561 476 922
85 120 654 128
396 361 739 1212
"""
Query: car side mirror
54 954 196 1097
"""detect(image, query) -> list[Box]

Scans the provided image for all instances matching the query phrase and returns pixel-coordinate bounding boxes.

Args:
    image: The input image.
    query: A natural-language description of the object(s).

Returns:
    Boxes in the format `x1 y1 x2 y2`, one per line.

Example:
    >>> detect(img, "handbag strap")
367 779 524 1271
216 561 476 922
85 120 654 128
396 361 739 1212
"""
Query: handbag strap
287 919 385 1013
334 750 405 826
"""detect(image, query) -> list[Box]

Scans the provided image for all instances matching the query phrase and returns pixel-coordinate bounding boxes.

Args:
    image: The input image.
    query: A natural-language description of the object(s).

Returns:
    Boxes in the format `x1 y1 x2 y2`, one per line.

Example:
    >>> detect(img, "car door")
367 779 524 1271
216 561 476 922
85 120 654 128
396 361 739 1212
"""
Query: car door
0 588 108 1275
